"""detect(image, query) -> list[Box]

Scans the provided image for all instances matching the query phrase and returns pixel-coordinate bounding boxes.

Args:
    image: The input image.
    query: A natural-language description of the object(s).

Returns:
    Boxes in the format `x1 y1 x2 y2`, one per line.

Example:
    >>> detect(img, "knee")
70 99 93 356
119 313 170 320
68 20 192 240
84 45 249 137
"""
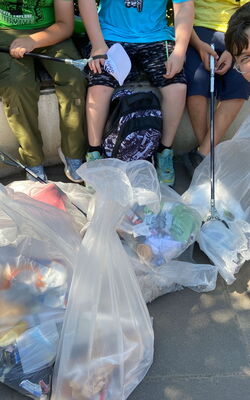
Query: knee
70 73 88 91
175 84 187 95
160 83 187 99
87 85 114 101
55 84 86 107
55 75 87 100
187 73 210 96
89 85 114 94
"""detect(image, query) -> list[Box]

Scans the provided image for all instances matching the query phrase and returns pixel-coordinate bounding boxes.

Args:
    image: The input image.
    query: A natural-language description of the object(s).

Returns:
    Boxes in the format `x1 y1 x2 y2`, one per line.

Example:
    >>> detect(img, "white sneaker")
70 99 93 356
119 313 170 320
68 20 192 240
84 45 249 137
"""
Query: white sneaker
26 165 47 183
58 147 84 183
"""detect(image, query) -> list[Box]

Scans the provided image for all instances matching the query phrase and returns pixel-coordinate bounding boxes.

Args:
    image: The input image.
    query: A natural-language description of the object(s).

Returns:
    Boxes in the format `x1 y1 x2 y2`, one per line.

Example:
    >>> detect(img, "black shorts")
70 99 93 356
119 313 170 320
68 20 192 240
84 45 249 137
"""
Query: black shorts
87 40 186 88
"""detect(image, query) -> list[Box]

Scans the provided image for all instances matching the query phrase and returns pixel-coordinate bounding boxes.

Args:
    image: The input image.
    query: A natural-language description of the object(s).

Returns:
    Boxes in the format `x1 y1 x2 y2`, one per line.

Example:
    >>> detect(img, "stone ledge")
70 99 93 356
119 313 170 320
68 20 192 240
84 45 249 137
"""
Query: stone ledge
0 88 249 179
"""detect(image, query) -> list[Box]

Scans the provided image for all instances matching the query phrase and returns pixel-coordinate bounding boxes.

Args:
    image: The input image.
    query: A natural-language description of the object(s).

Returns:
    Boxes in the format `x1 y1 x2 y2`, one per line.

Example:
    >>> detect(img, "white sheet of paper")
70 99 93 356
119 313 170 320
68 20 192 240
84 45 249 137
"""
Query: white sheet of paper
104 43 132 86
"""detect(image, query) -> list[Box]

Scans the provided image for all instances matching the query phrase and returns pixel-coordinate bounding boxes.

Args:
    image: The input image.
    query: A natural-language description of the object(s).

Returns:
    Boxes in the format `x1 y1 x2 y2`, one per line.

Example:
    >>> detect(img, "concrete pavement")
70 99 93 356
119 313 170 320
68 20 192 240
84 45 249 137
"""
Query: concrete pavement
0 161 249 400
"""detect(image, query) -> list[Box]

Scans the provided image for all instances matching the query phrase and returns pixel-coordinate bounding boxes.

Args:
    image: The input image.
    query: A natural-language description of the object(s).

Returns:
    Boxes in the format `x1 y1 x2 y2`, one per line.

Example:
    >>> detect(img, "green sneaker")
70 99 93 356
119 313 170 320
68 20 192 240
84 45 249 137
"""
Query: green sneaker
86 151 103 162
155 148 175 186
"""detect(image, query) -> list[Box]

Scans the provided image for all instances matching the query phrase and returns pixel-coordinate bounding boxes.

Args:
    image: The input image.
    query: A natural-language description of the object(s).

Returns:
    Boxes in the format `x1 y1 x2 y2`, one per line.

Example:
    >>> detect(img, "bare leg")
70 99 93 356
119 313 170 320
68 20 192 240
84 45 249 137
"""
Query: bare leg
156 83 186 186
199 98 245 155
159 83 187 147
187 95 208 146
86 85 114 146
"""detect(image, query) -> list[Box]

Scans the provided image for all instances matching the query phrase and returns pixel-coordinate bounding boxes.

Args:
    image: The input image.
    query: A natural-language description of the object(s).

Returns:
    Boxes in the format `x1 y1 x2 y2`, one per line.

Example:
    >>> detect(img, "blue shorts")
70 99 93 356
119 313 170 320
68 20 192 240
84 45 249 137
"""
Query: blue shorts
184 27 250 101
87 41 186 88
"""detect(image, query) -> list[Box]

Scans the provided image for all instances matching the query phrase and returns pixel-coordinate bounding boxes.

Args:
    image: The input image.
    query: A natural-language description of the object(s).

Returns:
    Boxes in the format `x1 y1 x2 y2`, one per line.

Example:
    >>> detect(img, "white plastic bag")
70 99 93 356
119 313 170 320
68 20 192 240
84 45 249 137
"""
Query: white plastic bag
8 180 90 236
123 244 218 304
0 184 81 399
183 116 250 283
198 218 250 284
52 159 157 400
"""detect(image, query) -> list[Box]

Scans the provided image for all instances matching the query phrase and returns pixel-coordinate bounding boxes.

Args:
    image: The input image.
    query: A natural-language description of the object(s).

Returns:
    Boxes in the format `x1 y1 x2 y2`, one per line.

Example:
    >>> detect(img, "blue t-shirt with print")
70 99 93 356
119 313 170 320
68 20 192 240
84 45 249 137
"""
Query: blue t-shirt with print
98 0 191 43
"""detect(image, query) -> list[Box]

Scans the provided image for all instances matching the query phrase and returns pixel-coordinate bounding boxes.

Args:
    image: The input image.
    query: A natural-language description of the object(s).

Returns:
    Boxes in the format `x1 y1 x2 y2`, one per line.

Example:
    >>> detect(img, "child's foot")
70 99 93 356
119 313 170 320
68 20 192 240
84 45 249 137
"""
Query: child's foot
155 148 175 186
26 165 48 183
86 151 103 162
182 148 205 178
58 147 84 183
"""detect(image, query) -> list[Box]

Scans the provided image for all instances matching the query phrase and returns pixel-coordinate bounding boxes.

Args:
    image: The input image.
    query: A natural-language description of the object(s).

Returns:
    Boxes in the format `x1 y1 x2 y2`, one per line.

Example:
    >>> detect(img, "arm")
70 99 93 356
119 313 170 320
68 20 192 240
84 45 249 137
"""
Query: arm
165 0 194 79
10 0 75 58
78 0 108 73
190 29 232 74
215 50 233 75
190 29 218 70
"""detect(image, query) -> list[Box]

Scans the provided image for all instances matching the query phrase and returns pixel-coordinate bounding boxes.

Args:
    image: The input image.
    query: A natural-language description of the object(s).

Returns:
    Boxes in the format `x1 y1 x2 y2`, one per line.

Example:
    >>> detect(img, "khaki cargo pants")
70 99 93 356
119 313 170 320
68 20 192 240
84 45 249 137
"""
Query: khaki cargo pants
0 29 87 166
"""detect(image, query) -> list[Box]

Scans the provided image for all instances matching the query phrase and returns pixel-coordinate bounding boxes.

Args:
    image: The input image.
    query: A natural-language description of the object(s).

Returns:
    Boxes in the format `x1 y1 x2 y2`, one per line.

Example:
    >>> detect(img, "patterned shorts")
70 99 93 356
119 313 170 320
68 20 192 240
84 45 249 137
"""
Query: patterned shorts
87 40 186 88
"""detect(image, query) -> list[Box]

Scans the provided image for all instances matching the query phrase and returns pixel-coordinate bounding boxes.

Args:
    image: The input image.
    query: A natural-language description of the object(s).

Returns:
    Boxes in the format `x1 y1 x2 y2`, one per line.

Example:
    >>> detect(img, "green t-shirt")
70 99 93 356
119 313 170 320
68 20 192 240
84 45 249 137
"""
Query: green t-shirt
0 0 55 30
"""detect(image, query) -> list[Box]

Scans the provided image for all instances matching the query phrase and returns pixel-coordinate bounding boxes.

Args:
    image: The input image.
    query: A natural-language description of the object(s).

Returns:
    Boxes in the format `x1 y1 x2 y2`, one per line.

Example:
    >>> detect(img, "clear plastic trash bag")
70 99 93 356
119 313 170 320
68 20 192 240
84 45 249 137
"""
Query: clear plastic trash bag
124 244 218 303
182 116 250 284
51 159 156 400
120 182 202 268
8 180 90 236
198 219 250 284
0 184 81 399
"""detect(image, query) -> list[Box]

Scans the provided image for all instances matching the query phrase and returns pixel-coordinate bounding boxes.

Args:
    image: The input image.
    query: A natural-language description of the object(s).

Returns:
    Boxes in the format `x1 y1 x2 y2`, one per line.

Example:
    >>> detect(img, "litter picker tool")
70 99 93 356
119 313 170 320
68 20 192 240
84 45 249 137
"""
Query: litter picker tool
0 150 46 183
0 44 131 84
0 150 87 217
204 44 229 228
0 46 107 72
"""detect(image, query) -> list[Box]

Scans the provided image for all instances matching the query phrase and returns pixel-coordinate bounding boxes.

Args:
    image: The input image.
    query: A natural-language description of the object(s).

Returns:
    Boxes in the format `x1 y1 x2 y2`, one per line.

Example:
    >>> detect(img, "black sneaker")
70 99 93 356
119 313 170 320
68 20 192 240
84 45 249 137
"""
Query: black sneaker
182 148 205 178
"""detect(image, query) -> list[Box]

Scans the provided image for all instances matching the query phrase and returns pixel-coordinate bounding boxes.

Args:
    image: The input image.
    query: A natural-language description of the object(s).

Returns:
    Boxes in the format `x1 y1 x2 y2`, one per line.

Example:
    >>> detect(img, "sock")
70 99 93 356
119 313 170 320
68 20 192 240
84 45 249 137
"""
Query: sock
88 145 103 154
158 143 172 153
